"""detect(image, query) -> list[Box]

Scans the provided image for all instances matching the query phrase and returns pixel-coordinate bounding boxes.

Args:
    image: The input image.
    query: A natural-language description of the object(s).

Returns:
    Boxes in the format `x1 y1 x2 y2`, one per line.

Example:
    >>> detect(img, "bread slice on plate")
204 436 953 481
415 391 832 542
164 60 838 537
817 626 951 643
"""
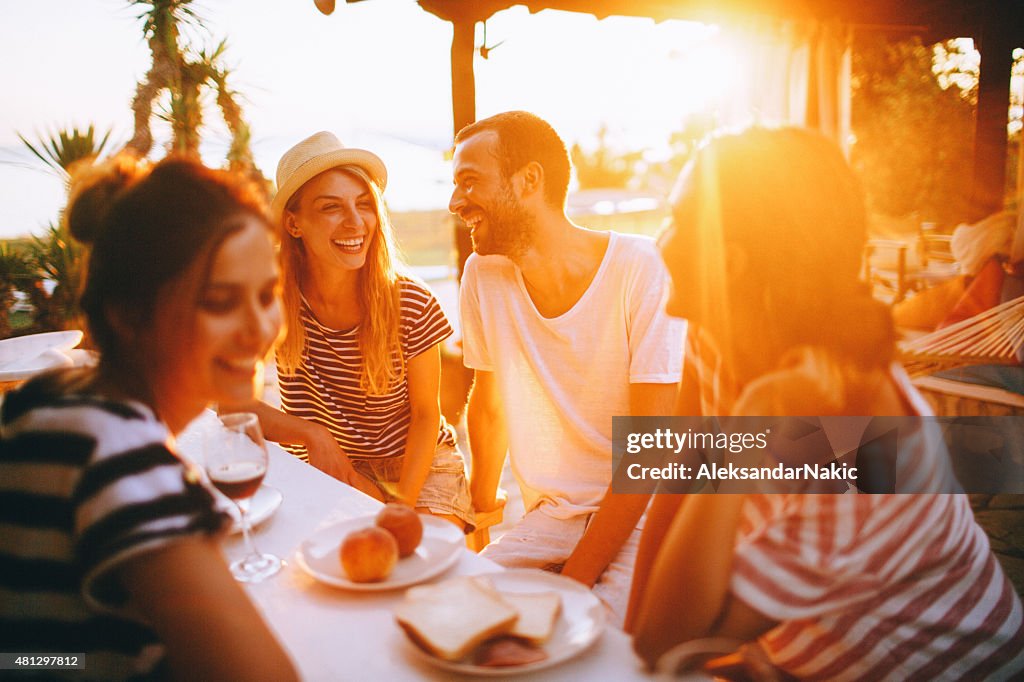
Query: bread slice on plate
496 591 562 644
472 578 562 644
394 576 518 661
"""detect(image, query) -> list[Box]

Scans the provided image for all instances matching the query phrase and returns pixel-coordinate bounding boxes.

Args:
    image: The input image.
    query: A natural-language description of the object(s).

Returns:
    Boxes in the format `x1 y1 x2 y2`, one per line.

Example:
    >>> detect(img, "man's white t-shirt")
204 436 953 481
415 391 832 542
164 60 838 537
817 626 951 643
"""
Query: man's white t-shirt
460 232 685 520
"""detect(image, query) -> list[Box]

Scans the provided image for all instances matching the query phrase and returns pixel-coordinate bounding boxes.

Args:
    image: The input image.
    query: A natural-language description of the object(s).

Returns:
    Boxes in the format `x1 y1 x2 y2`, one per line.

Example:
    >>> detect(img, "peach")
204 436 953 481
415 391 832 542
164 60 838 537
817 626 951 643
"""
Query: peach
376 503 423 558
339 526 398 582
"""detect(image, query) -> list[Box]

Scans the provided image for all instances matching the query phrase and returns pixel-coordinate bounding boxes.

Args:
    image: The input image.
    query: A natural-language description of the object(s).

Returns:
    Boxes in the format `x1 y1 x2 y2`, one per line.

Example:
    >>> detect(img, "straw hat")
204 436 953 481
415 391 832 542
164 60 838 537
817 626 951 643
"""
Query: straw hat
270 131 387 223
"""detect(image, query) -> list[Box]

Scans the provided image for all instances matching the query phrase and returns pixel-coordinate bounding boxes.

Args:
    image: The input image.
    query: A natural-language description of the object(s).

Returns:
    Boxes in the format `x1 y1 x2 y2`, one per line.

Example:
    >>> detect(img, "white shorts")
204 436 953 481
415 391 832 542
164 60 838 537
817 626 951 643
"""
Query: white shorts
480 508 642 627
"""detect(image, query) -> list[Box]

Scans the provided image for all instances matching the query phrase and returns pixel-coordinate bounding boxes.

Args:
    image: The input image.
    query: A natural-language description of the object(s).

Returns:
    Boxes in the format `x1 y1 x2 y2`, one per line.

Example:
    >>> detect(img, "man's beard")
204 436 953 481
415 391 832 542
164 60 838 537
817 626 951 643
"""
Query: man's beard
472 185 536 260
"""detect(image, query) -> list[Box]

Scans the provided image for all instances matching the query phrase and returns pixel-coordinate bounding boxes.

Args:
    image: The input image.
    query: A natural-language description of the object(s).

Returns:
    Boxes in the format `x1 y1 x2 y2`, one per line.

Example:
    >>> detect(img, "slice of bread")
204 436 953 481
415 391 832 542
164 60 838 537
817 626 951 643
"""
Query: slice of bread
496 591 562 644
394 577 518 661
471 578 562 644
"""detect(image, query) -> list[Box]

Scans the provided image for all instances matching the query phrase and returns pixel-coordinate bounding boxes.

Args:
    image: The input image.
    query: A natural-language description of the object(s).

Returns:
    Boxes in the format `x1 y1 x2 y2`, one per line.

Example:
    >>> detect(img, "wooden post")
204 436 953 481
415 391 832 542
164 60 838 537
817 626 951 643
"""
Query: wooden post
450 17 477 281
969 20 1014 222
419 1 495 279
451 19 476 138
451 18 476 280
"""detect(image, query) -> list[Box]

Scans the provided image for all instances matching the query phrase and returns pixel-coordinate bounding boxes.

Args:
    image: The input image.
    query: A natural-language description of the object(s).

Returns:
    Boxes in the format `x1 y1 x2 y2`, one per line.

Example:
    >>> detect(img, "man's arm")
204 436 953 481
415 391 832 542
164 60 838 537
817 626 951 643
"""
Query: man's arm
561 382 678 587
466 370 508 513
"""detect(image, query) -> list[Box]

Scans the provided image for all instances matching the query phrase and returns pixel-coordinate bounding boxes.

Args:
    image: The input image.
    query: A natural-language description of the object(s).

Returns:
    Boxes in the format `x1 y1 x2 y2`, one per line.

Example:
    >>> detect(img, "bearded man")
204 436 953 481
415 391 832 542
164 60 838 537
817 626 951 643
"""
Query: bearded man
450 111 685 624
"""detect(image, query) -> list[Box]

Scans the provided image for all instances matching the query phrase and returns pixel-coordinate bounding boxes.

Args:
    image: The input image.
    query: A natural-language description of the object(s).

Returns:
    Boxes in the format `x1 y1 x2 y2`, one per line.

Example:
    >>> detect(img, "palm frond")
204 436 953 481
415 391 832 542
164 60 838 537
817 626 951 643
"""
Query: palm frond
17 125 114 179
27 222 84 323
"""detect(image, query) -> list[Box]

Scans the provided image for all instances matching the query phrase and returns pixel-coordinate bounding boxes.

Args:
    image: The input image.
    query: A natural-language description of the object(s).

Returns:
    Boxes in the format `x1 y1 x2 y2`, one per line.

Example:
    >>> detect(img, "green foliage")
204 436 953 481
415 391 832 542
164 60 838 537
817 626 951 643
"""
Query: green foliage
850 35 977 226
0 243 33 338
28 223 84 330
850 36 1023 226
10 123 107 333
0 225 86 336
17 125 113 182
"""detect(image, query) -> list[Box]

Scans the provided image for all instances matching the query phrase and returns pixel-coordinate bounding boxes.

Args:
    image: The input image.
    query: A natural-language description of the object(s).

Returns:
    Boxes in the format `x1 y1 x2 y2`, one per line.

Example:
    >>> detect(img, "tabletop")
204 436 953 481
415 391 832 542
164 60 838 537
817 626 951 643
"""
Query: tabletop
221 442 657 681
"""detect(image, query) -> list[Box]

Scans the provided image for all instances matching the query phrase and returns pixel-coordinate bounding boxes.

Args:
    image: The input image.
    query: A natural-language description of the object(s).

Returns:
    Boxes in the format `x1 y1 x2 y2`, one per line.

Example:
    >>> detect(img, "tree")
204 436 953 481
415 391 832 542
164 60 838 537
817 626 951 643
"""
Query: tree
851 37 1024 226
644 112 718 195
125 0 262 184
571 125 644 190
28 223 84 332
9 126 111 332
933 40 1024 208
850 35 977 227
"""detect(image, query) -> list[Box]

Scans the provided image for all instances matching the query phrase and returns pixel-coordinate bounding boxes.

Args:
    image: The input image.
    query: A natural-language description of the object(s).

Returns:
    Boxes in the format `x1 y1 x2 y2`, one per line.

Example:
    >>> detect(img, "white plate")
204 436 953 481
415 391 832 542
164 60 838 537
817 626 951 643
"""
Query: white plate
0 330 83 365
0 330 84 382
400 569 607 676
296 514 463 591
223 485 283 534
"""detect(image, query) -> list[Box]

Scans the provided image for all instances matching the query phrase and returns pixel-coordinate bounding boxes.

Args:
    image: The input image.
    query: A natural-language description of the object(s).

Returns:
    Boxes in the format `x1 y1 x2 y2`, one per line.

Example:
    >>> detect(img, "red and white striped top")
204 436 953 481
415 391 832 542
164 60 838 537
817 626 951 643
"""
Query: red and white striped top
728 362 1024 679
734 493 1024 680
278 276 456 461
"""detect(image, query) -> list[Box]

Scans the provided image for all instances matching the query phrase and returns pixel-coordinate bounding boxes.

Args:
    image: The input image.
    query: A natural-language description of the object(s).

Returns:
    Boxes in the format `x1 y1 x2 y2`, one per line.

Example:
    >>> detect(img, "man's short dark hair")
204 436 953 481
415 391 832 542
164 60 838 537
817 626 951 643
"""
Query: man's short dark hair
455 111 571 208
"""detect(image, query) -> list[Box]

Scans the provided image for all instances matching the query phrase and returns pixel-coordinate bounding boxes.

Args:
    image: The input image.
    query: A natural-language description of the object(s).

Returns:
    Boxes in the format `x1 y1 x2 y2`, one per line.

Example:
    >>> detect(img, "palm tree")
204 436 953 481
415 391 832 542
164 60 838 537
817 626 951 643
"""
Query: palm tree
17 125 113 185
12 125 112 332
125 0 263 186
28 223 83 331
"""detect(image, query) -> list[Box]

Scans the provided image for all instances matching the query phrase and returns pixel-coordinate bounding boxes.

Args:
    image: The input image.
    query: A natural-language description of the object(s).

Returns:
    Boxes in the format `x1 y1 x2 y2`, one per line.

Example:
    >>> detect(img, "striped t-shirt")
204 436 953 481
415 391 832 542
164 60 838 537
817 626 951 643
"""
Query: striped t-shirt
734 493 1024 680
722 358 1024 679
278 276 456 461
0 374 228 680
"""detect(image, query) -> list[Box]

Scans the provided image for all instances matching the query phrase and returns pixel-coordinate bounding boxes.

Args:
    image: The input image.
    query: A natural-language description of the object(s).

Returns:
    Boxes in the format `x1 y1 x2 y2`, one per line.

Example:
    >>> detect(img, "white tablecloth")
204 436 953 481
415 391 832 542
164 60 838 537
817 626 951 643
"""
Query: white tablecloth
224 444 653 681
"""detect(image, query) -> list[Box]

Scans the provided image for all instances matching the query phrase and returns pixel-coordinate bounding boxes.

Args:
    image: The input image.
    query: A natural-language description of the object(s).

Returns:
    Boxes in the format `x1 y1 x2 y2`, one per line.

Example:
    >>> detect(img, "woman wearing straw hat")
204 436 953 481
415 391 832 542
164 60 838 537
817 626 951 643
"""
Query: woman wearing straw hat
250 132 473 529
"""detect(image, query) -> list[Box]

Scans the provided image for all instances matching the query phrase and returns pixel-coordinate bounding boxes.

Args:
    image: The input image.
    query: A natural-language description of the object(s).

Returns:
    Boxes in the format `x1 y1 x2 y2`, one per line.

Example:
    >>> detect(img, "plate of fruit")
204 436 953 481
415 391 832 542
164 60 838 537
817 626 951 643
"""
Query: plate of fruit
295 504 464 590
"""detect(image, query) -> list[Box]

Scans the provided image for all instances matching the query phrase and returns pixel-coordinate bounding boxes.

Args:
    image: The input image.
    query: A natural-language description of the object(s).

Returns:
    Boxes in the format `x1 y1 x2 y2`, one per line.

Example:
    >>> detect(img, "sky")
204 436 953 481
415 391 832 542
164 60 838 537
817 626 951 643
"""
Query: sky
0 0 741 239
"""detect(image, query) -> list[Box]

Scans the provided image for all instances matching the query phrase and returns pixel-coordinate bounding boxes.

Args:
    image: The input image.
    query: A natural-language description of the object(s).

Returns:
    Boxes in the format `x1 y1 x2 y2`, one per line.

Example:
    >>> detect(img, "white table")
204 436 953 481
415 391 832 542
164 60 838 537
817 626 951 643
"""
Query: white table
225 444 653 681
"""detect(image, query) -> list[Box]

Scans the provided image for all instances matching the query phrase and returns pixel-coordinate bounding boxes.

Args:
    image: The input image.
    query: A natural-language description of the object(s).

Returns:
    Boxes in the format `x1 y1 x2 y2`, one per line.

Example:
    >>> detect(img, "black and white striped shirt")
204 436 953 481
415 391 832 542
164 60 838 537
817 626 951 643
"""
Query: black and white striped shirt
0 374 227 680
278 276 456 461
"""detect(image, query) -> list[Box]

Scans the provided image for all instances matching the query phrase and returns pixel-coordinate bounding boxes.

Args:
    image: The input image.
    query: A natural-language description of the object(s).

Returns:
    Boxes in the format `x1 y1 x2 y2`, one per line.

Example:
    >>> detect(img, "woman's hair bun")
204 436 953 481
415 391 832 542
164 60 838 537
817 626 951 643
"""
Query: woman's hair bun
66 154 147 245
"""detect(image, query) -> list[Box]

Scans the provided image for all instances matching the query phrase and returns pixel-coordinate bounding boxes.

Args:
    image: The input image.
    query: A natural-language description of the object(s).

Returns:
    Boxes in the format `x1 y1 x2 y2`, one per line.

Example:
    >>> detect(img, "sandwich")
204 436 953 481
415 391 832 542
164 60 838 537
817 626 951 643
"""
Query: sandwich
473 580 562 644
393 577 518 661
498 591 562 644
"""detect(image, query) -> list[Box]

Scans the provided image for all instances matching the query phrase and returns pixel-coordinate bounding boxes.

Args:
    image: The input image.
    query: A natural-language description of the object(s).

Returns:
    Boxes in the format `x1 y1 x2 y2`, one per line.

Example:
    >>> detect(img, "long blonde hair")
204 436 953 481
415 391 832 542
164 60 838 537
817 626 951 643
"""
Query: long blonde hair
276 165 404 395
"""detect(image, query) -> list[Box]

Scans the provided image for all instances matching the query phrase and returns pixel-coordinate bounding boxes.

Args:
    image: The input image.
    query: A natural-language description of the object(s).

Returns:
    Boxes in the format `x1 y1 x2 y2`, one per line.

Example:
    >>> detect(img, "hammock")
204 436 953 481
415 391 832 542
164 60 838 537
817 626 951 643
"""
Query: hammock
899 295 1024 377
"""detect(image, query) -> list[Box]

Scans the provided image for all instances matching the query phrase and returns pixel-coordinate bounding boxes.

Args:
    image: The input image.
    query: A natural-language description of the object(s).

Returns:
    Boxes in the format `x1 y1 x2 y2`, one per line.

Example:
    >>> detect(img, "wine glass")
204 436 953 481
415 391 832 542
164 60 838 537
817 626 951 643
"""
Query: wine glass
205 412 282 583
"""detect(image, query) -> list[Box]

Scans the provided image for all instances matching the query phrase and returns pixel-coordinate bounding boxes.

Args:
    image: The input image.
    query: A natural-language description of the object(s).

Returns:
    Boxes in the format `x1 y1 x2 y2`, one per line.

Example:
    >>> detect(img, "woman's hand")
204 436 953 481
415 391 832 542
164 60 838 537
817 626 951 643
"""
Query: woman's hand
304 424 384 501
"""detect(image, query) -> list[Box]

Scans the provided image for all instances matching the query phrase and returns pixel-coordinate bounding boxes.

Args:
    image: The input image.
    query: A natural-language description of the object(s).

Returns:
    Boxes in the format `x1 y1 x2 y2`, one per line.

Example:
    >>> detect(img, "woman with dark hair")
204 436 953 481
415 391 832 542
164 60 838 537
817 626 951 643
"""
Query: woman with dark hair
0 157 297 680
628 128 1024 678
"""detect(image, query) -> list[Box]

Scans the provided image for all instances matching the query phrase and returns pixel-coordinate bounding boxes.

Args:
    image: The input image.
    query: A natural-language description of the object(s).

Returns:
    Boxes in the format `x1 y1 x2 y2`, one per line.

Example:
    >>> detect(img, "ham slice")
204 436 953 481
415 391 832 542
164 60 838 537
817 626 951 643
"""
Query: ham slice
475 636 549 667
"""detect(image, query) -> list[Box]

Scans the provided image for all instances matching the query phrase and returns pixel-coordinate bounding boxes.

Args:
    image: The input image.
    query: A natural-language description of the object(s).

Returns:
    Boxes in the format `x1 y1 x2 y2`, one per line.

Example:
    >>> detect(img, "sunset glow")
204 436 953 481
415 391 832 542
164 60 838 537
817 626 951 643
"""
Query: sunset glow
0 2 751 237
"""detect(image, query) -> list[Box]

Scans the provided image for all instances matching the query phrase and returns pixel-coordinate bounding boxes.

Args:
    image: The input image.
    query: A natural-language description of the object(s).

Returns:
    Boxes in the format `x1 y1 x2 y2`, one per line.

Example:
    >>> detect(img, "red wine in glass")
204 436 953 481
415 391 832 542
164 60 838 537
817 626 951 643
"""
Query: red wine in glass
210 461 266 500
204 412 281 583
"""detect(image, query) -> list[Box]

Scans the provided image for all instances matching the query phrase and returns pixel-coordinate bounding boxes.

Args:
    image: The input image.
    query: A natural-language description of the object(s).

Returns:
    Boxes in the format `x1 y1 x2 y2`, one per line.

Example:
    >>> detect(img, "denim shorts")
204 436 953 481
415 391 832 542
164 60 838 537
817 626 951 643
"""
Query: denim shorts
351 442 475 532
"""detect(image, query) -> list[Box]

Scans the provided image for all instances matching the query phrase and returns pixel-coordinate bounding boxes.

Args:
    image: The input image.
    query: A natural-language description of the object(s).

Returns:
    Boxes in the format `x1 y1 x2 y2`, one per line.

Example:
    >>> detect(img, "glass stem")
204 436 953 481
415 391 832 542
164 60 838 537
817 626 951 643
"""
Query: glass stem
237 498 261 560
